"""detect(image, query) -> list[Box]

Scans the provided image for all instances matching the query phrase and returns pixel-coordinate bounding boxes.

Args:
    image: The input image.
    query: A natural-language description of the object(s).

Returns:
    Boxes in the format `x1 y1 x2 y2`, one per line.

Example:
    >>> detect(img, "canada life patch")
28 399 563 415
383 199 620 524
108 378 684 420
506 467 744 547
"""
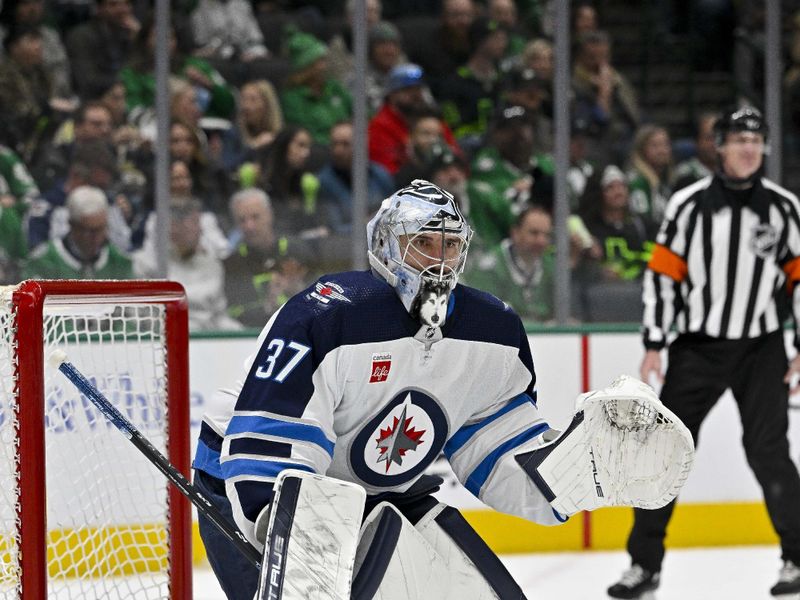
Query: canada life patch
369 353 391 383
307 281 351 305
350 389 448 487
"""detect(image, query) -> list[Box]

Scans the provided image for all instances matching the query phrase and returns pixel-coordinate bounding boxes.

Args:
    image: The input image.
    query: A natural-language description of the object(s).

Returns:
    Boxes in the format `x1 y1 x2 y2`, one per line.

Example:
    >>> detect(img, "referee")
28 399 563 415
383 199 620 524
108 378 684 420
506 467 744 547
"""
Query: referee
607 106 800 599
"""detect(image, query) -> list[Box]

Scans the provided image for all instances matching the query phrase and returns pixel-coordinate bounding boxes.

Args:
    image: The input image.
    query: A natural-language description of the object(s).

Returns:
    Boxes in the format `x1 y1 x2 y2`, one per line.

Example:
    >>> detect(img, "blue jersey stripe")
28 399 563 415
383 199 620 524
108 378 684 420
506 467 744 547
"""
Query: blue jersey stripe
192 439 224 479
443 394 533 459
227 415 335 457
221 458 314 480
463 423 550 497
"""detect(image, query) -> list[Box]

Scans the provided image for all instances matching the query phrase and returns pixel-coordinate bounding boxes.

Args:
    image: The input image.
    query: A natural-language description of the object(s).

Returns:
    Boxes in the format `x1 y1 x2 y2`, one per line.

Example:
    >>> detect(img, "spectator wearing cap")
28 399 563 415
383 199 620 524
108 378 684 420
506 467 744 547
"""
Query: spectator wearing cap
23 185 133 279
579 164 652 282
280 28 352 146
438 17 508 148
499 67 553 152
467 105 555 247
133 196 241 331
464 204 557 322
367 62 460 175
345 20 407 116
317 120 394 236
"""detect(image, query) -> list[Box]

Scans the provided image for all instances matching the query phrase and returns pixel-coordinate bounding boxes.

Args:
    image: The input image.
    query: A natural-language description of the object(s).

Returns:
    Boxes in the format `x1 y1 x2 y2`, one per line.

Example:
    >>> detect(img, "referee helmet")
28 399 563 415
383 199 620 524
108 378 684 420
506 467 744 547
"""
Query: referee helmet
713 106 768 147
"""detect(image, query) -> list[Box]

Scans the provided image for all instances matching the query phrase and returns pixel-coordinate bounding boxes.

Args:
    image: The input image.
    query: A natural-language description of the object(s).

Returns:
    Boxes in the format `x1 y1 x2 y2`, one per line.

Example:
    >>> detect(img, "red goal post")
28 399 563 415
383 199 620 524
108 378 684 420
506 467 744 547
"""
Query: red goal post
0 280 191 600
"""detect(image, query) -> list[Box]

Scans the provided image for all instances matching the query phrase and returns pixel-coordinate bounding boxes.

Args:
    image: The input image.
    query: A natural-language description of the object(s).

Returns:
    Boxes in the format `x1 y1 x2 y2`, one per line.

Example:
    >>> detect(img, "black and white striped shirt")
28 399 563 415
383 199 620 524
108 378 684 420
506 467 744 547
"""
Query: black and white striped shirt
642 175 800 349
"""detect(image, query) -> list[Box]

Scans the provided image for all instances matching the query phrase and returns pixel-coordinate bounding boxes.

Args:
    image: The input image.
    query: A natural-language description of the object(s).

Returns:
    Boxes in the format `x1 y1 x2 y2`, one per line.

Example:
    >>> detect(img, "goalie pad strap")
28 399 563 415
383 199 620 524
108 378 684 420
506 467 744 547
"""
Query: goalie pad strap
354 503 513 600
353 503 454 599
514 410 585 502
432 506 526 599
350 507 402 600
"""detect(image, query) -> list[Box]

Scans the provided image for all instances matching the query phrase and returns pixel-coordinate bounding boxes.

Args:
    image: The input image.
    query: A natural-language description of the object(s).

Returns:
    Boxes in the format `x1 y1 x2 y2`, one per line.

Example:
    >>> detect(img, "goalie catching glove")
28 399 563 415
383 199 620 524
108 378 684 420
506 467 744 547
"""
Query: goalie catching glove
516 375 694 516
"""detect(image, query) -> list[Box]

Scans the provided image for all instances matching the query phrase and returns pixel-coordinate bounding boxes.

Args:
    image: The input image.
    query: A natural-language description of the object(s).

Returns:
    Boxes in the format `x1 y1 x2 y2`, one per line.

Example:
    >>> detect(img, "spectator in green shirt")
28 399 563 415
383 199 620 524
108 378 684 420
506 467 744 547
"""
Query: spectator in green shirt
467 105 554 247
0 143 40 216
23 185 133 279
672 111 718 191
279 28 352 146
627 123 673 238
0 203 26 283
464 204 556 322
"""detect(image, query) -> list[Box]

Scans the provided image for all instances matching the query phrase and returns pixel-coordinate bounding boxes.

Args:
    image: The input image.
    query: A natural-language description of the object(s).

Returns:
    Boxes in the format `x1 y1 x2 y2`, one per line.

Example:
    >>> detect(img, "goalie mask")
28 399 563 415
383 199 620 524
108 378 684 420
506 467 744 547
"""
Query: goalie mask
367 180 472 328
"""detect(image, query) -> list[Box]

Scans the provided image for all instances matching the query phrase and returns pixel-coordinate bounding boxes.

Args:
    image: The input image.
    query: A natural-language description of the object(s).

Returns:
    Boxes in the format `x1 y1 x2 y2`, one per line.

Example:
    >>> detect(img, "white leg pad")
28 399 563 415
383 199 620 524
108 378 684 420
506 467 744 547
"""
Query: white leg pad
353 502 499 600
353 502 452 600
414 503 500 600
256 470 366 600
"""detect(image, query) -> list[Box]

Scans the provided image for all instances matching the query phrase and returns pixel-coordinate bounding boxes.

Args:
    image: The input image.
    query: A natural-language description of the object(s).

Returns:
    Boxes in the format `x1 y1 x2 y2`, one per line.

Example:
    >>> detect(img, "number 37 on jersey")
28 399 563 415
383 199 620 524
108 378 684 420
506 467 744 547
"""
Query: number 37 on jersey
254 339 310 383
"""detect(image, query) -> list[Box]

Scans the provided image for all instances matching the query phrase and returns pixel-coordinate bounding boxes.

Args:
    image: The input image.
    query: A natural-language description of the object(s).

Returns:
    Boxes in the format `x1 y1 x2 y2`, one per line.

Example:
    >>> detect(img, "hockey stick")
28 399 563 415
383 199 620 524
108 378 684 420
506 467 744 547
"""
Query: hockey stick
48 350 263 570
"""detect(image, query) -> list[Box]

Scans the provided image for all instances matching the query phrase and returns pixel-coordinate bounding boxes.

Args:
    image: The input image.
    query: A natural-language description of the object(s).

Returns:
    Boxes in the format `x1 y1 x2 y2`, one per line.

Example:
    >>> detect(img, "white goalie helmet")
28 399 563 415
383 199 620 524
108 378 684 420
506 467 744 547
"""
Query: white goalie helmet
367 179 472 327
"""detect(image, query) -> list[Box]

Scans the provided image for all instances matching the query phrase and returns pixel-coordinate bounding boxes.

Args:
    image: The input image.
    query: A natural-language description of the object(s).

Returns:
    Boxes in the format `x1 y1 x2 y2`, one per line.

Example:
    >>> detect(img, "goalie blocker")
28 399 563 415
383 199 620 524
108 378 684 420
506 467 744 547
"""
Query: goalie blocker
516 375 695 516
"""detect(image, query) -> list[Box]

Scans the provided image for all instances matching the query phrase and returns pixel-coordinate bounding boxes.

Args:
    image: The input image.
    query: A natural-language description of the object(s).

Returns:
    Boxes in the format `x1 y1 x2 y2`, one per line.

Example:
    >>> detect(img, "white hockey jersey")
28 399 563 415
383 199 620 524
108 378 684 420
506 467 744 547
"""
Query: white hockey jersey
193 270 564 546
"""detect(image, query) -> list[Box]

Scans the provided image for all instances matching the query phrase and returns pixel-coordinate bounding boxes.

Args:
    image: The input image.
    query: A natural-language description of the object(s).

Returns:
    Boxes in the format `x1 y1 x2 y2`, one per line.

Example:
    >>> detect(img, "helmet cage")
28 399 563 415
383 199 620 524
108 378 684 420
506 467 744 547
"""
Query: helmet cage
393 212 469 285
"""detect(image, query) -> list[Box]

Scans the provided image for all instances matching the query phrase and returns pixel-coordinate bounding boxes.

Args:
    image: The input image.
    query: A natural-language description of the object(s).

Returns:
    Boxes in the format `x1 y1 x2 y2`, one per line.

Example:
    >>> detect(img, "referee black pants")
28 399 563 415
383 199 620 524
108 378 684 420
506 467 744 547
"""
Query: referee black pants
626 331 800 573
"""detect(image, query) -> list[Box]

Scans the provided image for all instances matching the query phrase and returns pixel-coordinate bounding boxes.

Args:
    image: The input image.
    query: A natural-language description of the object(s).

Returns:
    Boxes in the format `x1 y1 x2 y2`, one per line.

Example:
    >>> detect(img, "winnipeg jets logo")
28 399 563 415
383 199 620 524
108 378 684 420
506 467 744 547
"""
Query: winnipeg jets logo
750 223 778 258
375 403 425 472
350 389 448 486
307 281 351 305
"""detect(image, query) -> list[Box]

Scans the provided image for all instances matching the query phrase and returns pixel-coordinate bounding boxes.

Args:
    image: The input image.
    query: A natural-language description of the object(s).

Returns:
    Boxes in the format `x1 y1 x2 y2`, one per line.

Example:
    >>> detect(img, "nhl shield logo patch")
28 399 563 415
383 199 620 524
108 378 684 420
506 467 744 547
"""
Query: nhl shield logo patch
750 223 778 258
369 353 391 383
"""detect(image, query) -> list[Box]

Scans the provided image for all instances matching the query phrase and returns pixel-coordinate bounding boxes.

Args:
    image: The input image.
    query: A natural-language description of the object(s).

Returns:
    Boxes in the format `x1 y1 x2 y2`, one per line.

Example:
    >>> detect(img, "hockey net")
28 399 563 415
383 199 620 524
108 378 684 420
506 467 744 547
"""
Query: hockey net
0 280 191 600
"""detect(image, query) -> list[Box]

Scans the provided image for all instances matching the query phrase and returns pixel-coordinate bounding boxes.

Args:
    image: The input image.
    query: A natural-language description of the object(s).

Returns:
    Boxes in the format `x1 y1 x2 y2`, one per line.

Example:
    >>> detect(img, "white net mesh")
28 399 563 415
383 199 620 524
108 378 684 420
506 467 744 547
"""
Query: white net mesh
0 290 20 596
0 285 177 599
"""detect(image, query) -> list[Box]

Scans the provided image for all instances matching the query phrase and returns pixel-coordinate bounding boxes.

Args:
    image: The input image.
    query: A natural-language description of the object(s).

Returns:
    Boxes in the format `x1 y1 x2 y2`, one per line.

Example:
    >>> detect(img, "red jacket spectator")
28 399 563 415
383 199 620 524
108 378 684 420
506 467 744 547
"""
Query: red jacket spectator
368 63 460 174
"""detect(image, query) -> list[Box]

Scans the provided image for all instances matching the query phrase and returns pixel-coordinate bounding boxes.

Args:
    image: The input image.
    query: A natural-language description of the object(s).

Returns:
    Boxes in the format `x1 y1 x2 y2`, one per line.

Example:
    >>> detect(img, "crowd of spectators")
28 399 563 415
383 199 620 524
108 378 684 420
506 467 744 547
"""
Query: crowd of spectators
0 0 778 330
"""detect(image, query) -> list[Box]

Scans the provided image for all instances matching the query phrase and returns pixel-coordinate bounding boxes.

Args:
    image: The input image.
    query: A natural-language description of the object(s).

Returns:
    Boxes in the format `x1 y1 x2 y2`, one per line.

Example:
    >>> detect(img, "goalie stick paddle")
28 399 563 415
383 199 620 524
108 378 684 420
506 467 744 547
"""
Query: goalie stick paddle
48 350 263 570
